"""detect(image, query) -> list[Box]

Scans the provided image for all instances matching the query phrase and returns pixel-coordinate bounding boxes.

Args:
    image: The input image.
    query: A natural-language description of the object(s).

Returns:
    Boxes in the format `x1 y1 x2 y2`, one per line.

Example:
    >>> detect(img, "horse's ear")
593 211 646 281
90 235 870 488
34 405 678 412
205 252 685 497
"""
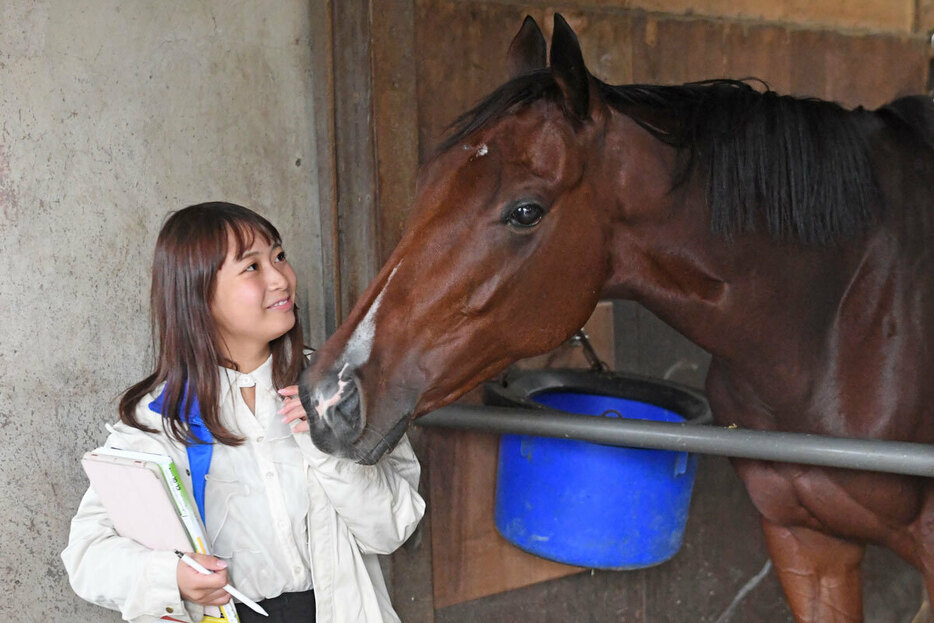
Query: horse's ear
549 13 590 119
507 16 547 78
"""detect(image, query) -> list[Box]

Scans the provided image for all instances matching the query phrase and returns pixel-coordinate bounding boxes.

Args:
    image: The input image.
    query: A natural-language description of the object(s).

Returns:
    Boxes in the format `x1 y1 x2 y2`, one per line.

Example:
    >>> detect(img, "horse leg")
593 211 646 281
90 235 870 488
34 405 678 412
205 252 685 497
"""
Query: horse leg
761 518 865 623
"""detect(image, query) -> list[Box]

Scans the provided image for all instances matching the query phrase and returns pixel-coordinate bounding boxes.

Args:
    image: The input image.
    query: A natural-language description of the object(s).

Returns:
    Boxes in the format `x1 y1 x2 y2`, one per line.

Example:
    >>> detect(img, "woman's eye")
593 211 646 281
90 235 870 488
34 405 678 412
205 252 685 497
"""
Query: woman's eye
276 251 287 262
245 263 258 272
506 203 545 228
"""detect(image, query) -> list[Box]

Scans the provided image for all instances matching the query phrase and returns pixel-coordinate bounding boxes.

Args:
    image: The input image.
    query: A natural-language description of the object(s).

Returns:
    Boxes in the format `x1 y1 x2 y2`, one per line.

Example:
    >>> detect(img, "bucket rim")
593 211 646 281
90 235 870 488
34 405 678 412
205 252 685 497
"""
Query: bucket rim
482 368 712 424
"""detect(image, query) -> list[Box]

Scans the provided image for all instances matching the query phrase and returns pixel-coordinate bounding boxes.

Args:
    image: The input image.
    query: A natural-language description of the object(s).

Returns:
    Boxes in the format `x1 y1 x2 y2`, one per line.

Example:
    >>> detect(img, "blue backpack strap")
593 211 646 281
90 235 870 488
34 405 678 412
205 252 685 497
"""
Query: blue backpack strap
149 385 213 523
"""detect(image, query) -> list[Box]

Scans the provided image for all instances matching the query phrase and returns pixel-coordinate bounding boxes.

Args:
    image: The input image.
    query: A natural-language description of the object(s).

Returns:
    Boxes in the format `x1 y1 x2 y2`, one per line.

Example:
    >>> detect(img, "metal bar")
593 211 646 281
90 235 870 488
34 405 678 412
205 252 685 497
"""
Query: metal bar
416 404 934 478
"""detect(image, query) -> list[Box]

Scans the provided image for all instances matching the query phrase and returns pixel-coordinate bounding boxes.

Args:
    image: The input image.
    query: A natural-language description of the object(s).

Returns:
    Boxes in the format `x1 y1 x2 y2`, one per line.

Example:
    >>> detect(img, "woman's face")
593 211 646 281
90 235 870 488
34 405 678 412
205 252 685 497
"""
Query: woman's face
211 230 297 367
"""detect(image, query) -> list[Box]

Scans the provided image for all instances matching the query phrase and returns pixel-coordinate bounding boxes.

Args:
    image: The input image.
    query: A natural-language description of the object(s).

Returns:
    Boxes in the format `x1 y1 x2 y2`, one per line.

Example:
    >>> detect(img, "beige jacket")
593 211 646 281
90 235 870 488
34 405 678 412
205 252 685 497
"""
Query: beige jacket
62 359 424 622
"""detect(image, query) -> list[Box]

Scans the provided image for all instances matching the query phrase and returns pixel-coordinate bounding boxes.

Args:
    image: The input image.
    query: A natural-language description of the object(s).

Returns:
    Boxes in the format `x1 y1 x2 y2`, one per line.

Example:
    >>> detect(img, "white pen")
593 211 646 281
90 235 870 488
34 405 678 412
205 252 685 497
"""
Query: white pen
174 550 269 617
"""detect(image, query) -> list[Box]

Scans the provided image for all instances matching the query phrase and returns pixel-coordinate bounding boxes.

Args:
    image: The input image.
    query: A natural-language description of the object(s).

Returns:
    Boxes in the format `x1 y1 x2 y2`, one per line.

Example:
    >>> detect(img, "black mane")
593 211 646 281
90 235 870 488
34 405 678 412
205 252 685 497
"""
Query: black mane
441 71 883 245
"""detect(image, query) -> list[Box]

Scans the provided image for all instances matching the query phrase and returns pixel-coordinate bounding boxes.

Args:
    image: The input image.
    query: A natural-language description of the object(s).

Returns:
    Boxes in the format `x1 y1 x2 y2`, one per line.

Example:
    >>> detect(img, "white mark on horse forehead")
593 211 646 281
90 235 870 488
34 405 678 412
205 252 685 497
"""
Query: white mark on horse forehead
463 143 490 159
342 263 401 368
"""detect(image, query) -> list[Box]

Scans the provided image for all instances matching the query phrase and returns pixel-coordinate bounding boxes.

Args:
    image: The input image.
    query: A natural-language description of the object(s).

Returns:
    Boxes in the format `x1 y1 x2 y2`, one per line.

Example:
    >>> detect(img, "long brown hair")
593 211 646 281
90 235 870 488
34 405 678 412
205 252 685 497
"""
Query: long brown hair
119 202 306 446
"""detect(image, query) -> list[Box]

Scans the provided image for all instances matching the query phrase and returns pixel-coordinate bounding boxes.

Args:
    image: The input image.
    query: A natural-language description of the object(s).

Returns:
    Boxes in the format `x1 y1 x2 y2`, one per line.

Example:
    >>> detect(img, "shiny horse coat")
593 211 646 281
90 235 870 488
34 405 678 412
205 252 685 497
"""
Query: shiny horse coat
300 15 934 622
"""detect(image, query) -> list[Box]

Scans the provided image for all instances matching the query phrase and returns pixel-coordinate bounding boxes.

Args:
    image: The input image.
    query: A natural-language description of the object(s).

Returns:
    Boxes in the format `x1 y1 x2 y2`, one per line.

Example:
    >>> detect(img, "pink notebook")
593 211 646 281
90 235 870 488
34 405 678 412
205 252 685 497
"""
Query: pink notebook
81 451 193 552
81 449 235 621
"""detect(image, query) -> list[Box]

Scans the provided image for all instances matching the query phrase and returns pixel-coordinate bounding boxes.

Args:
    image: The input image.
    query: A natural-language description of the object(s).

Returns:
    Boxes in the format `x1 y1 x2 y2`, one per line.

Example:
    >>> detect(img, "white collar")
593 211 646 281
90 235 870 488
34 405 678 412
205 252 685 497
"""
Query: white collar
219 354 275 400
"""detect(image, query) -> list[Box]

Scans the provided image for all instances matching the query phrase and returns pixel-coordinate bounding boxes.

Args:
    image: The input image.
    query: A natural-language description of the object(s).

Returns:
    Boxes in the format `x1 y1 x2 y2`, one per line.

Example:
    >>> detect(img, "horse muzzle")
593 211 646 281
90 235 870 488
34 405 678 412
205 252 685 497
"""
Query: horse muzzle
298 362 407 465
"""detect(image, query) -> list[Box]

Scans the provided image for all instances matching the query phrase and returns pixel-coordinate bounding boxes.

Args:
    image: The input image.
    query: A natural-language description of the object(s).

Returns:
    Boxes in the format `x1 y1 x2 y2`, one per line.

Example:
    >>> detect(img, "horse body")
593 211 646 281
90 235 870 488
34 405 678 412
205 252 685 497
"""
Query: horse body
698 225 934 617
300 15 934 621
598 86 934 620
606 91 934 620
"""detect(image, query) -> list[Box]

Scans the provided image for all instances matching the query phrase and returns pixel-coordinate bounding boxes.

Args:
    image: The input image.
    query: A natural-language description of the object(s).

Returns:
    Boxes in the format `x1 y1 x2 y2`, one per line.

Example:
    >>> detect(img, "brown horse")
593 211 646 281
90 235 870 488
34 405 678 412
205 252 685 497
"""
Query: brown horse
299 14 934 622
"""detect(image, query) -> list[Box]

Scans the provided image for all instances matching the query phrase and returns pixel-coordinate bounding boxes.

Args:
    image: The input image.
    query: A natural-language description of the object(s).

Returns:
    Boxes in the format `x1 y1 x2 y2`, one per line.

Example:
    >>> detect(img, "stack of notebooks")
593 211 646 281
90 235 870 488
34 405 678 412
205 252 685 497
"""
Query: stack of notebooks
82 447 240 623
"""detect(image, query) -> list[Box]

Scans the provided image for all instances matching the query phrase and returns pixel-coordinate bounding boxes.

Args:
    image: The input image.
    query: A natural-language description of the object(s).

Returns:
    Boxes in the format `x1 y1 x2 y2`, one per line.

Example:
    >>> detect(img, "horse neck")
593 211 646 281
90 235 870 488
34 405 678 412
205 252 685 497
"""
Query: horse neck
607 231 850 373
595 110 840 366
608 214 934 430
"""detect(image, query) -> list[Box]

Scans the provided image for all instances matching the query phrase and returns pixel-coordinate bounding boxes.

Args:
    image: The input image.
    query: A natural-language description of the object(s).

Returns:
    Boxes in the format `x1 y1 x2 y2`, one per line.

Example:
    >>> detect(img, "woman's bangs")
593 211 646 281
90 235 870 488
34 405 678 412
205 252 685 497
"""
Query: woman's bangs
225 218 281 260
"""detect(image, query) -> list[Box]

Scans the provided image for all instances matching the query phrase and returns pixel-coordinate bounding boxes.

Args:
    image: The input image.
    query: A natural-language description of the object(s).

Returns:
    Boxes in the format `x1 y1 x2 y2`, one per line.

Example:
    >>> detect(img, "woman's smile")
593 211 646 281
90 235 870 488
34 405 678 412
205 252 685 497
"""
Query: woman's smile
267 297 293 311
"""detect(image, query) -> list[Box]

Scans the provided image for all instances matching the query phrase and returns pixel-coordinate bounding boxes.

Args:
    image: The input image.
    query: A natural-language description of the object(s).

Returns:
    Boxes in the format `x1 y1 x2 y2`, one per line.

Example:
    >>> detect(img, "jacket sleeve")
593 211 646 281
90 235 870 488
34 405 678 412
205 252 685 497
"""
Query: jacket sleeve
297 432 425 555
61 423 205 622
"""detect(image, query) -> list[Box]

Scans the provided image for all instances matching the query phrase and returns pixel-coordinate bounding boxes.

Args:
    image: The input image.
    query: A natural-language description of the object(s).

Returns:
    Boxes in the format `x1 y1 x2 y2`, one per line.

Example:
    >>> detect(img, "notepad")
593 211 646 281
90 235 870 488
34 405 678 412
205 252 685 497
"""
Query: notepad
81 447 239 623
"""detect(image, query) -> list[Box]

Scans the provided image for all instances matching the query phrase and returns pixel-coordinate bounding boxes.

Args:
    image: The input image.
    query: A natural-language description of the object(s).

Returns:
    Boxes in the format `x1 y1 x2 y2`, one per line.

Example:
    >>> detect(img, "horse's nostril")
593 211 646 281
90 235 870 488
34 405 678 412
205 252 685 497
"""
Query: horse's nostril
335 386 361 426
310 363 365 443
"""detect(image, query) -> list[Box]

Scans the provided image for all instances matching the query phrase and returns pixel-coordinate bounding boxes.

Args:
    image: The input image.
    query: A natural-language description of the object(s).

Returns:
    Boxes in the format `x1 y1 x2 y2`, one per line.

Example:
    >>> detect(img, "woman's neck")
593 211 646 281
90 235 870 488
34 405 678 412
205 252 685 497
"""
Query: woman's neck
221 343 272 373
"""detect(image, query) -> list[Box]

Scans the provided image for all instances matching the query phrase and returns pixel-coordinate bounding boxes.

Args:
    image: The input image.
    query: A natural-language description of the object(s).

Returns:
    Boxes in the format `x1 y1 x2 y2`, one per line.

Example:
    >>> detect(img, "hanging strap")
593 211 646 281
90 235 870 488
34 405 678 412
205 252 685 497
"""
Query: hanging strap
148 385 213 523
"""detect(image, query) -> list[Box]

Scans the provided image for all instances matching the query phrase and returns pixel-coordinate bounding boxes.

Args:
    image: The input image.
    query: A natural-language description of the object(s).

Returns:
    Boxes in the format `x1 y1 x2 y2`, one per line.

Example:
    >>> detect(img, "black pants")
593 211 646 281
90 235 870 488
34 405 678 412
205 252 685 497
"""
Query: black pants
236 590 315 623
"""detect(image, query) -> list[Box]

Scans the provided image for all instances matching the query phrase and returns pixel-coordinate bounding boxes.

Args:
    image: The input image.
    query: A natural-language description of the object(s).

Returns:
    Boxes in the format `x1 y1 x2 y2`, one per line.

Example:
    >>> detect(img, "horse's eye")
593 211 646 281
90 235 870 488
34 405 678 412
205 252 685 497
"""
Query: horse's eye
506 202 545 228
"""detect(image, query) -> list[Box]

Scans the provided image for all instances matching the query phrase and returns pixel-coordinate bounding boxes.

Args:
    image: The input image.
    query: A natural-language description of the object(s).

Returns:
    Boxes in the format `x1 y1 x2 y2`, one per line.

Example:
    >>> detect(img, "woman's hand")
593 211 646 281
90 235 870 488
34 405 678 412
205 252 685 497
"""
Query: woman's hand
279 385 309 433
176 552 230 606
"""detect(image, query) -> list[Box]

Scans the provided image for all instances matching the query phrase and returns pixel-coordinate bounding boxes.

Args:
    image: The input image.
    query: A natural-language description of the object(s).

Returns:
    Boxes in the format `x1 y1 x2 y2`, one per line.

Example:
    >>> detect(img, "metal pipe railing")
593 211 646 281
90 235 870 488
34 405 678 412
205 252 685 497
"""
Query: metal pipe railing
416 404 934 478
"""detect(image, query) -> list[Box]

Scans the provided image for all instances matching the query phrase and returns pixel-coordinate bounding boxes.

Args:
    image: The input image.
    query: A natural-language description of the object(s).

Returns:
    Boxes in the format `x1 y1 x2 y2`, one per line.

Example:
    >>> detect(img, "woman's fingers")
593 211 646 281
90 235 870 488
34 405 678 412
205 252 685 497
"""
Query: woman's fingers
177 553 231 605
201 587 233 606
278 385 299 398
278 385 310 432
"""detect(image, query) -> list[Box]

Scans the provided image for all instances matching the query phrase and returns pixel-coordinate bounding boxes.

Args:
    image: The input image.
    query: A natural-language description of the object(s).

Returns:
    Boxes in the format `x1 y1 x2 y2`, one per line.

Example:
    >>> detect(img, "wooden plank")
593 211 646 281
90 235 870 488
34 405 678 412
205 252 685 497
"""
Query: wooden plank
789 29 928 106
428 412 585 609
415 0 547 160
493 0 916 34
626 13 927 106
308 0 340 336
333 0 381 319
388 432 436 623
630 14 794 89
371 0 420 263
921 0 934 33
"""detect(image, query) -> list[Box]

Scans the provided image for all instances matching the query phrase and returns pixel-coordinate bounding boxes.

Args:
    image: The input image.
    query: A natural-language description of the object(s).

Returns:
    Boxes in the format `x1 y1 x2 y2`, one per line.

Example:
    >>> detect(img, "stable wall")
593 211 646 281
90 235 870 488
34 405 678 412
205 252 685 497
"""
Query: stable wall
0 3 326 619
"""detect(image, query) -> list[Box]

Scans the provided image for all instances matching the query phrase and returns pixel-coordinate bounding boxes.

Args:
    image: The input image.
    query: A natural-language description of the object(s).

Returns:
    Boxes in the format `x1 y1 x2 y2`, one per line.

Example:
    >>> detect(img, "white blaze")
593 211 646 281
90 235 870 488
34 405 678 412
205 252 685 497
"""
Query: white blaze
343 263 400 368
314 264 401 420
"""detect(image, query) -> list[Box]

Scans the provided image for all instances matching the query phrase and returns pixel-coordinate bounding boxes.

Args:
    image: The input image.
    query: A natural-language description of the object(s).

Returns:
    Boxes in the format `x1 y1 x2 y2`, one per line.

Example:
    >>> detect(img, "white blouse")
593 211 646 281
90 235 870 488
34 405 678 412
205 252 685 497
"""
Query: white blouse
204 355 314 597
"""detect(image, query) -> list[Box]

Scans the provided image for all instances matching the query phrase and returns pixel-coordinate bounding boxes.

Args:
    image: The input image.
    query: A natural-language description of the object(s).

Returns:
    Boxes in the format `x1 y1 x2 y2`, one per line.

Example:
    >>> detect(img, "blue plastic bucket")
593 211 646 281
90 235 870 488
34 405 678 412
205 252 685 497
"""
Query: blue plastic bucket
494 390 699 569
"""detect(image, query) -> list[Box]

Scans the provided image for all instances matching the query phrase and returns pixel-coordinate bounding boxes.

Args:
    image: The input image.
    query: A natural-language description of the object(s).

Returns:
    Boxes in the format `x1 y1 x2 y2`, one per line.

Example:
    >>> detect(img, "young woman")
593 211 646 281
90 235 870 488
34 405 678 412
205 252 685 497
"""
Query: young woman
62 202 425 622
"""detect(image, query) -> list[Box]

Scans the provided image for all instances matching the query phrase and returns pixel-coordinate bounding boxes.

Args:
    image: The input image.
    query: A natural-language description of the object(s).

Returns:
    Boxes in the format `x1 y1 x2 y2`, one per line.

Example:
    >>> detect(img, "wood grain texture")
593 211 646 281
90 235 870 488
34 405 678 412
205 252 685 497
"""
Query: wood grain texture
308 0 340 335
627 13 928 106
452 0 918 34
332 0 381 319
921 0 934 33
371 0 420 265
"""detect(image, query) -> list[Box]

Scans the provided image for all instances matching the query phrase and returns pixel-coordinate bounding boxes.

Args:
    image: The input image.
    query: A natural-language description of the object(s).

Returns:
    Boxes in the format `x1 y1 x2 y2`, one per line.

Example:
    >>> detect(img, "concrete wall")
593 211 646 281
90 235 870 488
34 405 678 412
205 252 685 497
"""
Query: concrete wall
0 2 325 618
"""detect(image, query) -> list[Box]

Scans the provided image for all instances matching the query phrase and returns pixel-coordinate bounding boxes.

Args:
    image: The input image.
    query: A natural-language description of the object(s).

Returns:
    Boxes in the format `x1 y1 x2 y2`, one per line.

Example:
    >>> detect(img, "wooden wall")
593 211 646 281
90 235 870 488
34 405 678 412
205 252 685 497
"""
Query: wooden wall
314 1 933 621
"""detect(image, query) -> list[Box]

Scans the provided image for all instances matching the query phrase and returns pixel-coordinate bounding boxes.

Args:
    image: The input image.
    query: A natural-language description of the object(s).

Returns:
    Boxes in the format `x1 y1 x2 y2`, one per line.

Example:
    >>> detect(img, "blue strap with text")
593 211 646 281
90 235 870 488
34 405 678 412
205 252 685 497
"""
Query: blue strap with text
148 385 213 523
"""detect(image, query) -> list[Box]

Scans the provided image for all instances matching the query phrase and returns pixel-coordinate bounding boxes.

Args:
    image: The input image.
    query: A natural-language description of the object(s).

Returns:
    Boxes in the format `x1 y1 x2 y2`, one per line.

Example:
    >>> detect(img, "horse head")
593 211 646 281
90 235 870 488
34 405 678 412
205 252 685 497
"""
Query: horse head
298 15 639 463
